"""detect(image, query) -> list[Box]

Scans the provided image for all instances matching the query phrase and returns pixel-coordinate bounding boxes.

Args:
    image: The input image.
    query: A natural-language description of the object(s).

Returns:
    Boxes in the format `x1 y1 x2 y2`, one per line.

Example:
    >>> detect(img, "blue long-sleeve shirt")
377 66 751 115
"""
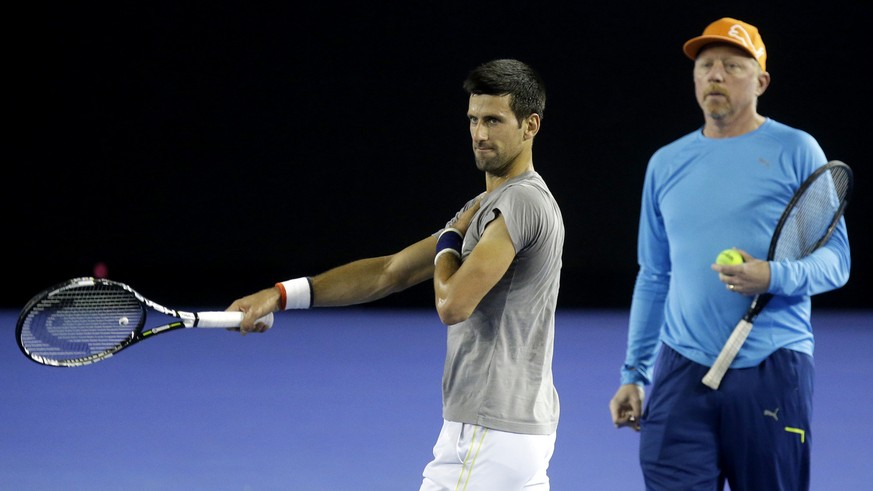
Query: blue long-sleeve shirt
621 119 851 386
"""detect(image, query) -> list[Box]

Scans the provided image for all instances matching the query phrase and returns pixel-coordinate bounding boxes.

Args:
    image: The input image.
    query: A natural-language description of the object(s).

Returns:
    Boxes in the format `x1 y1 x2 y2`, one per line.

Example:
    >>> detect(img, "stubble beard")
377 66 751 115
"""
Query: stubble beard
475 152 513 176
703 98 732 121
475 155 495 172
700 85 732 121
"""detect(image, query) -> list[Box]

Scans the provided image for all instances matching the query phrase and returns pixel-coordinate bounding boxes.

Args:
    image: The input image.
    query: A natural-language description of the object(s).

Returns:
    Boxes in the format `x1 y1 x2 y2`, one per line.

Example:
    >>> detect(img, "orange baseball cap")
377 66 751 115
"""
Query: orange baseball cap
683 17 767 71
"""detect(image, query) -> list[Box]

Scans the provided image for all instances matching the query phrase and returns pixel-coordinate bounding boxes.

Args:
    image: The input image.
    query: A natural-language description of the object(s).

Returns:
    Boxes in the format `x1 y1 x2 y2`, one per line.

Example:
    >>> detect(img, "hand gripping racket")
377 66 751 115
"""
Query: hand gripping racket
16 277 274 367
702 160 853 390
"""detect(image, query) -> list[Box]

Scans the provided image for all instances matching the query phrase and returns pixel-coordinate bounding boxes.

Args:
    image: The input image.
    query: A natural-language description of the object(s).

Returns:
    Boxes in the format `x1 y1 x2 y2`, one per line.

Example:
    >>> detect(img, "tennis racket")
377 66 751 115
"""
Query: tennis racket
16 277 274 367
702 160 853 390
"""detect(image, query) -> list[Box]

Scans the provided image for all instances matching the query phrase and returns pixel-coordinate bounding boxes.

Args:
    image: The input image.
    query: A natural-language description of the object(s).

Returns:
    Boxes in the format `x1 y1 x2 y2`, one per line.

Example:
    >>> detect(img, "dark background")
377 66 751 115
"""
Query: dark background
9 1 870 311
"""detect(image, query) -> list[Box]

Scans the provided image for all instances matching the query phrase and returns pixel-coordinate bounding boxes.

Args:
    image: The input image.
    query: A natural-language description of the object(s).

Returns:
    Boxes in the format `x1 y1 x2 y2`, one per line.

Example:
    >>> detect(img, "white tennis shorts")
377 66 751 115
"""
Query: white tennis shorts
419 419 556 491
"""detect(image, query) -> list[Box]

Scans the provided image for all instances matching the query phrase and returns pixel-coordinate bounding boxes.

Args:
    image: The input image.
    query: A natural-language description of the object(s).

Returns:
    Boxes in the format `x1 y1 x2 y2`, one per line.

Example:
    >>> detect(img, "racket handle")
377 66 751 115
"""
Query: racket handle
702 319 753 390
196 311 275 329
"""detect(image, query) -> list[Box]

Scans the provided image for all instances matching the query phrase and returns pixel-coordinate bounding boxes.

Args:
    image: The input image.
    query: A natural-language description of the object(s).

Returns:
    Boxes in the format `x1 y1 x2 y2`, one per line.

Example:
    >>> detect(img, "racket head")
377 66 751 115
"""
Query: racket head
16 277 148 367
748 161 852 320
768 160 853 262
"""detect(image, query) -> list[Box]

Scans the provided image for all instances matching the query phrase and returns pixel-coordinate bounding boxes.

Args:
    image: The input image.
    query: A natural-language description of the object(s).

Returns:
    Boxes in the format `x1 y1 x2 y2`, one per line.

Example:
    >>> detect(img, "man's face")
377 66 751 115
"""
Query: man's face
693 44 767 121
467 94 527 176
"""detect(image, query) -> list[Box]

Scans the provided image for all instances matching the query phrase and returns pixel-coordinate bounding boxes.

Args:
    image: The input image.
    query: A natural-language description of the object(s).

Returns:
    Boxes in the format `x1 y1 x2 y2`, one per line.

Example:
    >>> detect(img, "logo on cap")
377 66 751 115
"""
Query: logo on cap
727 24 766 60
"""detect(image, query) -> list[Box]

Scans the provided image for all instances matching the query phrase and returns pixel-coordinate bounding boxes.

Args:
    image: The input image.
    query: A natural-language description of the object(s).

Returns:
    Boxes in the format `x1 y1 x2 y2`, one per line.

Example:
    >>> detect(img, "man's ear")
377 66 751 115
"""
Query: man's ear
525 113 541 140
756 71 771 97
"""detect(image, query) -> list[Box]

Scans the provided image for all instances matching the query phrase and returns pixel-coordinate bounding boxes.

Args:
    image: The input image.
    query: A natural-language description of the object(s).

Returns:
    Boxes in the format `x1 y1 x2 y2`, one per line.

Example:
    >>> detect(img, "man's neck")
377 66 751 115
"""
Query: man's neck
703 113 766 138
485 160 534 192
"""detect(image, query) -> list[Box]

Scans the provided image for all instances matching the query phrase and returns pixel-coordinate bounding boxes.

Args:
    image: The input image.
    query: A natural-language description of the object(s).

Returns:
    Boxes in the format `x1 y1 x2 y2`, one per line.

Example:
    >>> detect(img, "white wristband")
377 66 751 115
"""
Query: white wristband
276 277 313 310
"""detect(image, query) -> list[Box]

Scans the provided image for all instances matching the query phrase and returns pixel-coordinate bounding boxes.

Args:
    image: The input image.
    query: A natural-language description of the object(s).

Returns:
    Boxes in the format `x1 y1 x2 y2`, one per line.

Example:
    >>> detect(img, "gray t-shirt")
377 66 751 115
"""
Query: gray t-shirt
440 171 564 435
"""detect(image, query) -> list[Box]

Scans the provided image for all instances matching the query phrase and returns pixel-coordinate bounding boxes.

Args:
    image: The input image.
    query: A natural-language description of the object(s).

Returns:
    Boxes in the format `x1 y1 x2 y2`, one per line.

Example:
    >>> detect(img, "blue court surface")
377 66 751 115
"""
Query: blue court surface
1 309 870 490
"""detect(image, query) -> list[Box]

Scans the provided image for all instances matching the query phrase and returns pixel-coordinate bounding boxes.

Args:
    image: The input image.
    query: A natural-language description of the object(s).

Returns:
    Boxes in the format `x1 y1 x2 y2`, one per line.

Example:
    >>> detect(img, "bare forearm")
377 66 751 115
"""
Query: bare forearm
310 257 397 306
311 239 436 307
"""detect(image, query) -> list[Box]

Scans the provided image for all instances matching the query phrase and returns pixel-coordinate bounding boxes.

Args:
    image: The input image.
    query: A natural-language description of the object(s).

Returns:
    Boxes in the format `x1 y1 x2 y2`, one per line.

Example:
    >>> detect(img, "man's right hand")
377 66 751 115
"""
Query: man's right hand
609 383 645 431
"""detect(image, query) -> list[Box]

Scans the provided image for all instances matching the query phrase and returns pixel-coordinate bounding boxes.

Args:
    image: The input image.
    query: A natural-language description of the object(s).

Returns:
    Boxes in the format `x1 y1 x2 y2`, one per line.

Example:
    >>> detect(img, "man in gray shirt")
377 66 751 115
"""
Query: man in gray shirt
229 58 564 491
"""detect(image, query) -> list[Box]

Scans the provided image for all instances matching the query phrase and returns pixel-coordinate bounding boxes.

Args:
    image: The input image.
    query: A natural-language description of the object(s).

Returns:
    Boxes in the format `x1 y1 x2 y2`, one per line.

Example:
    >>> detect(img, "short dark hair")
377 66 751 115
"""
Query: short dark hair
463 59 546 124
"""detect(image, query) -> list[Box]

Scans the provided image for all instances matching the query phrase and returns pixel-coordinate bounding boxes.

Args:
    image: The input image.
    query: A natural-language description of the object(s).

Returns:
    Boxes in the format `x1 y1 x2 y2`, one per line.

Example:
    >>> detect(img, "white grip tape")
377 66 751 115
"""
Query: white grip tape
196 311 274 329
702 318 753 389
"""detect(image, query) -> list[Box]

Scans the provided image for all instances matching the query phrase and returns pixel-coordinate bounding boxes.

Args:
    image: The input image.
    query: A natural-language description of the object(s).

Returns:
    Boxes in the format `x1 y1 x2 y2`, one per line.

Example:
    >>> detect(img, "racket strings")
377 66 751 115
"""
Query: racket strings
19 284 144 360
773 167 851 261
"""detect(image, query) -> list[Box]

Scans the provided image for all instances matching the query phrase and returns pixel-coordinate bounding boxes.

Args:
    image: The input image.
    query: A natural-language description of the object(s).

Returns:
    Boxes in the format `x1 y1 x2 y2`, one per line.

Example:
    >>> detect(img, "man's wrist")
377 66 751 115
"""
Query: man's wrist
275 277 313 310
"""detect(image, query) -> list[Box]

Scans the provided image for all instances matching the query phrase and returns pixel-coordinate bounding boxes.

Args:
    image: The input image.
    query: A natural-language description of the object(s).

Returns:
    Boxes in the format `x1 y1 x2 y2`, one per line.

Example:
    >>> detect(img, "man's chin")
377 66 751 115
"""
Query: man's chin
703 104 730 121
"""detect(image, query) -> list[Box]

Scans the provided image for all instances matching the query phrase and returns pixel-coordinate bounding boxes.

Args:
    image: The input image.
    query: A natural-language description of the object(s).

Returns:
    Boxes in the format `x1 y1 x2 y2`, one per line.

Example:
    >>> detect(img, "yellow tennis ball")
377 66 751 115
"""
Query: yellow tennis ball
716 249 744 265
